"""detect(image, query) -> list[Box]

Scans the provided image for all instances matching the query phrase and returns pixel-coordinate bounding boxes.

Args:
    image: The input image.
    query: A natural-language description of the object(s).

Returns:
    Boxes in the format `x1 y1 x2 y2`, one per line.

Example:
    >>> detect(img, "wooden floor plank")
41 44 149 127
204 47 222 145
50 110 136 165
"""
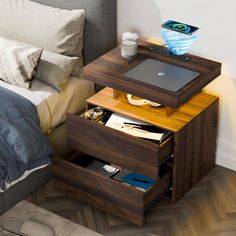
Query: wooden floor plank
28 166 236 236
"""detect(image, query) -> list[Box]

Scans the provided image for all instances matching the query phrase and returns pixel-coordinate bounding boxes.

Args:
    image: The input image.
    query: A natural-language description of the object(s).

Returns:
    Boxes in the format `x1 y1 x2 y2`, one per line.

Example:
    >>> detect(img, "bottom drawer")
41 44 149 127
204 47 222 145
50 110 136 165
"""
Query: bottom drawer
53 153 172 225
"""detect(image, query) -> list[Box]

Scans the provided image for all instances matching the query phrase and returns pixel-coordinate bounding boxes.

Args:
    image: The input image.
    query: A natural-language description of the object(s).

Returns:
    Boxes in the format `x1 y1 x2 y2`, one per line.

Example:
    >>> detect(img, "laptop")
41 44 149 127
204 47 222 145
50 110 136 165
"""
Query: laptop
124 58 200 92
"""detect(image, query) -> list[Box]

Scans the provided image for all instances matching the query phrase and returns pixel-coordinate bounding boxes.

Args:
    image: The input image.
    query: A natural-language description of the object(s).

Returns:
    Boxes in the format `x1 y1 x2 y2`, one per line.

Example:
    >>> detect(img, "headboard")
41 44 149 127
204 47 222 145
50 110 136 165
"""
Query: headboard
32 0 117 65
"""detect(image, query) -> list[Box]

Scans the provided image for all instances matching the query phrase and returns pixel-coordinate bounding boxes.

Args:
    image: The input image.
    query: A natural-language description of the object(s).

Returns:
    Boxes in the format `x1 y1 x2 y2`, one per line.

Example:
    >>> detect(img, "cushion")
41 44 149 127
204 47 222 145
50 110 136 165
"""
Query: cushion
0 37 43 89
35 50 79 91
0 0 85 57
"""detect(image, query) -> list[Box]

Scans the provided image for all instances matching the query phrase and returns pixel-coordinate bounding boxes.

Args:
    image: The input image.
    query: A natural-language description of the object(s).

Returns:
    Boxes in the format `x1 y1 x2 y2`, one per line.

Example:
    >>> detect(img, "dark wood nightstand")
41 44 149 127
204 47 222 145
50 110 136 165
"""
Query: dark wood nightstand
53 42 221 225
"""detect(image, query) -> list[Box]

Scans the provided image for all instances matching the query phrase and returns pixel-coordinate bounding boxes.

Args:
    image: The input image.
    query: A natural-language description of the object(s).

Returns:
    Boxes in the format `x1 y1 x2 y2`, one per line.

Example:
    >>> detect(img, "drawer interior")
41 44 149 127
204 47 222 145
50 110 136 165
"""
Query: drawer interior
58 152 172 196
81 106 174 145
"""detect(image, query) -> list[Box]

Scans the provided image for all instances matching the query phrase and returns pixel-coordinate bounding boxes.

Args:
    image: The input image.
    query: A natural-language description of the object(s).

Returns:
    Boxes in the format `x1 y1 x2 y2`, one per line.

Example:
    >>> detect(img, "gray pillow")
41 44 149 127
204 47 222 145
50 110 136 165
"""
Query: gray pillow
0 37 43 89
35 50 79 91
0 0 85 57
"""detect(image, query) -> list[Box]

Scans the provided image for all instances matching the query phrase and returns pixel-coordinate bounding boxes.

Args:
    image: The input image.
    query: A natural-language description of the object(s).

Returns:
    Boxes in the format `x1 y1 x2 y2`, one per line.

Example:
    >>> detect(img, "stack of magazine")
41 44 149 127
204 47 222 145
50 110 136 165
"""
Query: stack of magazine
105 113 171 143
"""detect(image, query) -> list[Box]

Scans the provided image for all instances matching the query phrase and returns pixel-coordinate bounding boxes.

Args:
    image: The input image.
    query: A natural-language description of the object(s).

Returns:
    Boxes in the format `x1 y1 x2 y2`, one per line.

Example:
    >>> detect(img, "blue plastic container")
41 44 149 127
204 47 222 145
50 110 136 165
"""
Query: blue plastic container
161 28 197 55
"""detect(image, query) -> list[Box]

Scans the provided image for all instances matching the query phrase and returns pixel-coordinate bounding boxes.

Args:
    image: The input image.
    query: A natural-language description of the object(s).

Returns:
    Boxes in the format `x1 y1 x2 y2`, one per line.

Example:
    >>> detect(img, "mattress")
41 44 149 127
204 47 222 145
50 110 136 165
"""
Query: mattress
0 76 94 133
0 164 49 193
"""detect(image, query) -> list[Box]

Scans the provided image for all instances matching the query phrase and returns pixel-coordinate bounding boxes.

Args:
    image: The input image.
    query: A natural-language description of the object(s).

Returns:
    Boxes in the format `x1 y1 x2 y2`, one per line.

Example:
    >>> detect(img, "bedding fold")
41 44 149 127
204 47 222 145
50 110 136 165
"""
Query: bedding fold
0 77 95 134
0 86 53 191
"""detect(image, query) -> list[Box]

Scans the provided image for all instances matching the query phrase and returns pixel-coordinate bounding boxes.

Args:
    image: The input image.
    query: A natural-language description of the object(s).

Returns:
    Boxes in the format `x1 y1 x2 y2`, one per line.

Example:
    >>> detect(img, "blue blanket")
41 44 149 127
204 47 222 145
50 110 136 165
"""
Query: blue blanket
0 86 53 191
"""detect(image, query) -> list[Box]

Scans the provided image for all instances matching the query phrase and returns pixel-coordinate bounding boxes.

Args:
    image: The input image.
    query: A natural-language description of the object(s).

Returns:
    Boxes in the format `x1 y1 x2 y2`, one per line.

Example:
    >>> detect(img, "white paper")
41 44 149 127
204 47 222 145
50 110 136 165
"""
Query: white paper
105 113 163 141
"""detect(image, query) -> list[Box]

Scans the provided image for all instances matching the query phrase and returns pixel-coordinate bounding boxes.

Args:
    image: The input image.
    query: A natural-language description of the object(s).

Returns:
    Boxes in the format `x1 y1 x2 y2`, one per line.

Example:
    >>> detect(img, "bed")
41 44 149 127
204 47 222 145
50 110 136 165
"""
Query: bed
0 0 117 214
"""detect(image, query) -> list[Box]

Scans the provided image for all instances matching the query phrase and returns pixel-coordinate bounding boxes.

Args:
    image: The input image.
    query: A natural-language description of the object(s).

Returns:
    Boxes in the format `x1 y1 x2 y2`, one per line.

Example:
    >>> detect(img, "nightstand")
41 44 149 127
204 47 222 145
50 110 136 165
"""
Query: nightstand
53 42 221 225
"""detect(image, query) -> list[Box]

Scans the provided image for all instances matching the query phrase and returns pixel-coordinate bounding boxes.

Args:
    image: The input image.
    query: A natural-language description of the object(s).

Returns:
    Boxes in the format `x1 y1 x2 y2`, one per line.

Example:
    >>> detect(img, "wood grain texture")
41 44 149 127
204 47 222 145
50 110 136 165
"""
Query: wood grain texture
85 88 219 204
53 155 172 225
172 99 219 202
87 87 219 132
84 42 221 108
54 180 145 226
62 89 219 224
67 113 174 180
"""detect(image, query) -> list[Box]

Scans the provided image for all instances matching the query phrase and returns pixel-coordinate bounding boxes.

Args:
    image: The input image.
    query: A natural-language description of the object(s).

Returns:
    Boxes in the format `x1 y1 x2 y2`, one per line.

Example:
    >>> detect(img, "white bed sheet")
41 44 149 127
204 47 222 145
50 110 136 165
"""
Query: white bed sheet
0 76 94 133
0 76 94 191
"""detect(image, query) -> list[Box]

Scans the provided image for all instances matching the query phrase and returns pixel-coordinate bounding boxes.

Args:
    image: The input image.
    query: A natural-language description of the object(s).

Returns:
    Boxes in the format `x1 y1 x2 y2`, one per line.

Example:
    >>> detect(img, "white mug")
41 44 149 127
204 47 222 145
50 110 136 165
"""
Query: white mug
121 40 138 58
121 32 139 58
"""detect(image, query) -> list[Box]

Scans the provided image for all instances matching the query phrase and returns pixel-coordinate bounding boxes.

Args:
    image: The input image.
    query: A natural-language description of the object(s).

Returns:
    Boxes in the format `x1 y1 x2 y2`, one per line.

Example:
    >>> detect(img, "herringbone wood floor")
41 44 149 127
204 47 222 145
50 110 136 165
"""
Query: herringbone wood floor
27 166 236 236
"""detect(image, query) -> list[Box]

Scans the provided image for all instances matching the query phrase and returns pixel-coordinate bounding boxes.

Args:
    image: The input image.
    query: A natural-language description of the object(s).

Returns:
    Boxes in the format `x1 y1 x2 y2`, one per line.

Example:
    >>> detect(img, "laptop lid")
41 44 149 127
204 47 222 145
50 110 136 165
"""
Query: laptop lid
124 58 200 92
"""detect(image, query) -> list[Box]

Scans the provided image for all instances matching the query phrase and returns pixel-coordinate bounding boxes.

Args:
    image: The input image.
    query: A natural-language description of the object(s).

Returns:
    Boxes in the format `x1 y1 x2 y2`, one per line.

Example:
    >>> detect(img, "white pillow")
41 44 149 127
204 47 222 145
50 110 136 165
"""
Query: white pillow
35 50 79 91
0 37 43 89
0 0 85 57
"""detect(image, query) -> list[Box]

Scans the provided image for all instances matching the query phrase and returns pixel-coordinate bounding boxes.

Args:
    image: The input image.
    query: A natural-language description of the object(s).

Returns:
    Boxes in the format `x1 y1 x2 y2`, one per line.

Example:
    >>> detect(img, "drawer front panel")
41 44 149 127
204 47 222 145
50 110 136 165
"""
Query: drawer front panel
54 180 144 226
67 114 173 180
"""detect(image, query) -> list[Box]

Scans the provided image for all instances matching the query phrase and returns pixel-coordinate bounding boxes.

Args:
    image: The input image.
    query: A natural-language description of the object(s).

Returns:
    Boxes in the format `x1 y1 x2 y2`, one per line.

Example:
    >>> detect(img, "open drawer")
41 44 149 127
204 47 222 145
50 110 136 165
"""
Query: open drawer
53 153 172 226
67 113 174 180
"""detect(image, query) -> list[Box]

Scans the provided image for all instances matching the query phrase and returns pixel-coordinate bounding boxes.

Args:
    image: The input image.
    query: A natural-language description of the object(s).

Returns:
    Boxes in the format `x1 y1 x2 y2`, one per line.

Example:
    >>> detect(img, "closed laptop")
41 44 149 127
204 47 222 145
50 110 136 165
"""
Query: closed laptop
124 58 200 92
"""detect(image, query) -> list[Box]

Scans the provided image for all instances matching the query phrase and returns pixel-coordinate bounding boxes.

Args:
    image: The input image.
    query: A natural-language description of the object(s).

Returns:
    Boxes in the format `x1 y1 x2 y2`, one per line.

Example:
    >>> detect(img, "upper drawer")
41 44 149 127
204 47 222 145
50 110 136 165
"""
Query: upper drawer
67 113 174 180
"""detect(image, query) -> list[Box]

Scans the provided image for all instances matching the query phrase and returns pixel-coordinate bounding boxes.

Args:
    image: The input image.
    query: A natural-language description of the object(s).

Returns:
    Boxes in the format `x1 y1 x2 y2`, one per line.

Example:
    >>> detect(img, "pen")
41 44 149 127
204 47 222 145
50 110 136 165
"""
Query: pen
123 122 165 133
121 124 149 133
